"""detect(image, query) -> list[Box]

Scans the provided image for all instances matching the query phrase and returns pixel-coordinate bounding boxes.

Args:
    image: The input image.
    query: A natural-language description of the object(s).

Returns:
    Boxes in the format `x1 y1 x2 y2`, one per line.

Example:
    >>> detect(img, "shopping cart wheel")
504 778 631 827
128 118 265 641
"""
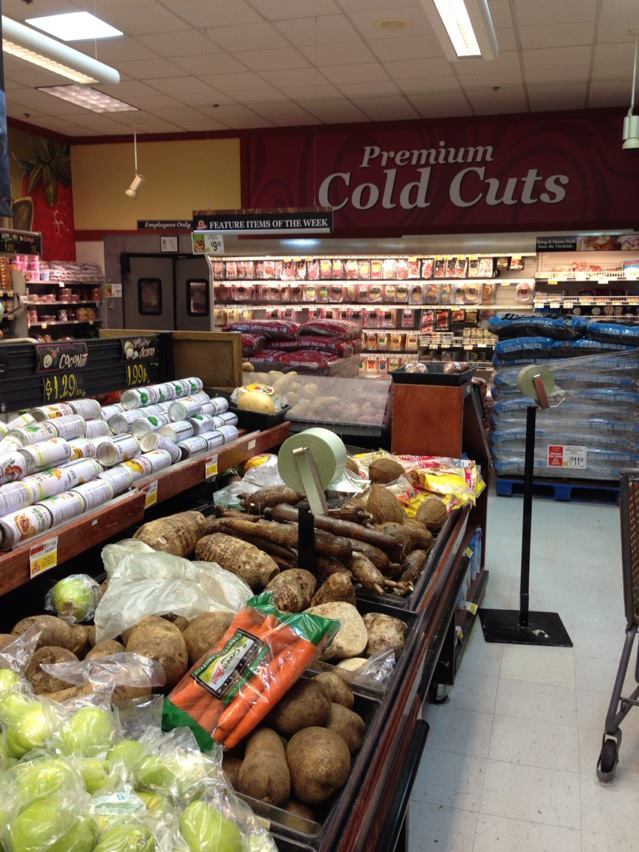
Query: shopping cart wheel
597 737 619 782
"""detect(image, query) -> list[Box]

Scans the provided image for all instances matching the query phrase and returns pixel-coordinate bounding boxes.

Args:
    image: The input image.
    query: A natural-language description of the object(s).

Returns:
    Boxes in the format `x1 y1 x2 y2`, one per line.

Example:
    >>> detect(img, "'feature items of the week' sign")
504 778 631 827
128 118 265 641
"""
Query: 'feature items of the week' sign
192 208 333 235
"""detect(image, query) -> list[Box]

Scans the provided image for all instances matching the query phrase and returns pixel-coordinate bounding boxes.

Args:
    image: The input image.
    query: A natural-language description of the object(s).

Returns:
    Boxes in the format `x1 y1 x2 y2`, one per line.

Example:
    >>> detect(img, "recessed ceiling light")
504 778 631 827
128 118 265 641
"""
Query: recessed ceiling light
377 17 411 32
420 0 498 60
26 12 123 42
38 85 137 113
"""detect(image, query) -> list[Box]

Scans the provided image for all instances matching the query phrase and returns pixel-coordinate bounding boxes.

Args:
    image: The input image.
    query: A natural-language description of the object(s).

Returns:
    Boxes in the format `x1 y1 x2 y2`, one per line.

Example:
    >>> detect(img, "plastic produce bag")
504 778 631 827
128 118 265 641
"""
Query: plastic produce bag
213 480 260 511
242 453 286 487
0 624 43 680
42 652 166 696
2 790 98 852
95 540 252 642
45 574 100 624
164 593 338 751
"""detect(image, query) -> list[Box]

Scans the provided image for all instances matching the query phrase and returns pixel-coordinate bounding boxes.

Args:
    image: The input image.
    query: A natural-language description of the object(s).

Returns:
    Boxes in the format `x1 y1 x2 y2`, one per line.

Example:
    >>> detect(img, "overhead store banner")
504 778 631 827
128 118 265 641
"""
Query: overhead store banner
245 112 639 235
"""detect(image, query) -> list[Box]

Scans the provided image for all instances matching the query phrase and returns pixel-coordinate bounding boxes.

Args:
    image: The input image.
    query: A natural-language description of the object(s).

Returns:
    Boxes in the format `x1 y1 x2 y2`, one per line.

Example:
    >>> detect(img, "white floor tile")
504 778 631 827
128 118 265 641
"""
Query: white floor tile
473 813 581 852
445 669 499 716
494 677 578 726
460 629 504 677
489 714 580 772
411 749 486 812
480 760 581 829
582 828 639 852
424 706 494 758
576 688 611 731
500 644 575 688
580 771 639 836
407 803 477 852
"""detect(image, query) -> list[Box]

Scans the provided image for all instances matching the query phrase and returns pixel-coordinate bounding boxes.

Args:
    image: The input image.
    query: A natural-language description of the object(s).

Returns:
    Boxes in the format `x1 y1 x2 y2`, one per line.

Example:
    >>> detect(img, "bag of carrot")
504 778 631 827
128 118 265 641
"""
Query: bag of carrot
162 592 338 751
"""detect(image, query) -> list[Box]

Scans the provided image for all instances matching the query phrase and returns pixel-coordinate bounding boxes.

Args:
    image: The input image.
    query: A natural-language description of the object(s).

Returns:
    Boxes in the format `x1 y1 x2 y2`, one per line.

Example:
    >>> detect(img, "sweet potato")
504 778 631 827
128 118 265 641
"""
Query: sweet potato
265 569 317 612
238 728 290 807
194 533 279 591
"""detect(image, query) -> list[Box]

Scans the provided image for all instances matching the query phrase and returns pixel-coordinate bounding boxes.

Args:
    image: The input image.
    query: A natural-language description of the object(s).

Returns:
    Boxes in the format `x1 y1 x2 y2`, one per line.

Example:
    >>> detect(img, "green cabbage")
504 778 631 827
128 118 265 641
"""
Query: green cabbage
179 801 242 852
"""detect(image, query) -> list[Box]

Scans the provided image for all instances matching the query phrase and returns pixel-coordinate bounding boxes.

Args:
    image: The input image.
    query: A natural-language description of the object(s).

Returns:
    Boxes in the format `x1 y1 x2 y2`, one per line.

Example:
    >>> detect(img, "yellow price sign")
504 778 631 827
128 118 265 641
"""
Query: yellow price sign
29 537 58 578
205 454 219 479
126 362 150 388
143 480 158 509
42 372 84 403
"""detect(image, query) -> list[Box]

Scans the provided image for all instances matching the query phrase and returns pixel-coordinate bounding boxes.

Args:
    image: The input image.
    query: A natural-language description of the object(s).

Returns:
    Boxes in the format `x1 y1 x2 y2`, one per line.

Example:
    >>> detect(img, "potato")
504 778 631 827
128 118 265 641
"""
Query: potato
223 754 243 790
25 646 78 694
286 727 351 805
265 569 317 612
362 613 407 658
239 729 290 807
12 615 77 651
267 681 330 737
305 603 368 661
163 614 189 632
70 625 91 658
286 801 316 821
86 639 125 659
326 703 366 754
44 684 96 703
112 682 151 706
0 633 15 650
313 672 354 709
125 616 188 689
86 626 97 647
182 612 234 665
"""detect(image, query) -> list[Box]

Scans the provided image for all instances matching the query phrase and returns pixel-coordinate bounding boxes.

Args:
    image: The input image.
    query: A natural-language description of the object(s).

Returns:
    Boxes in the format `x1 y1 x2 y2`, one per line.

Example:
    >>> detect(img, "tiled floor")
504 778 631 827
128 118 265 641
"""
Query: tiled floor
409 493 639 851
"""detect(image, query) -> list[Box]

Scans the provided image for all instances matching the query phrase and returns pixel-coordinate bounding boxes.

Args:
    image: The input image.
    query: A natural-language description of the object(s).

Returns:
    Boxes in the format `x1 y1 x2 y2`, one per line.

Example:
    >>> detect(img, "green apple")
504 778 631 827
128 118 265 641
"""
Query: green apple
58 707 115 757
0 669 20 692
6 705 51 758
76 757 109 794
105 740 148 780
10 798 97 852
50 575 96 623
179 801 242 852
93 823 155 852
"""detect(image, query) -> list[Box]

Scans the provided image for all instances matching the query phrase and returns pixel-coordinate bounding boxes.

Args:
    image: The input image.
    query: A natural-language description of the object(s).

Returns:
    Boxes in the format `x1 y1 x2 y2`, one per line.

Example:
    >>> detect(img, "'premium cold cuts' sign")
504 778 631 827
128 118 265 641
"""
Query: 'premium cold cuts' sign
246 111 639 234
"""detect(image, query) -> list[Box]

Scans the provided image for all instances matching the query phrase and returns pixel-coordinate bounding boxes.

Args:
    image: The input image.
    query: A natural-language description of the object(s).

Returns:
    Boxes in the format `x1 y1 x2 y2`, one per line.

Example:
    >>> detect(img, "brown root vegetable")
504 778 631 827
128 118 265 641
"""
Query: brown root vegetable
367 485 405 525
238 728 290 807
327 502 373 525
369 458 404 484
220 516 353 562
286 727 351 805
267 681 330 737
375 522 414 555
26 646 78 694
133 510 211 557
347 540 390 572
310 573 356 607
400 549 429 585
286 801 316 821
223 754 243 789
416 495 448 532
12 616 76 651
163 615 190 632
86 639 125 659
125 616 188 689
265 569 317 612
45 683 95 703
244 485 304 514
345 457 360 475
315 556 351 579
195 533 279 591
70 625 91 658
97 580 108 602
362 613 407 658
182 612 234 665
86 626 97 647
350 553 409 597
305 603 368 661
313 672 354 709
334 658 367 678
326 703 366 754
0 634 15 651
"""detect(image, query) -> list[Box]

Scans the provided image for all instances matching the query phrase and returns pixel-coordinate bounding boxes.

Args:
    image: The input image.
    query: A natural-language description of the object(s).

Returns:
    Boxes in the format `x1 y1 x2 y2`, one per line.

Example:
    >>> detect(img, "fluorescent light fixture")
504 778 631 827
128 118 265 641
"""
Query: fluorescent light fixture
26 12 122 42
623 32 639 150
2 16 120 84
421 0 498 60
38 84 137 113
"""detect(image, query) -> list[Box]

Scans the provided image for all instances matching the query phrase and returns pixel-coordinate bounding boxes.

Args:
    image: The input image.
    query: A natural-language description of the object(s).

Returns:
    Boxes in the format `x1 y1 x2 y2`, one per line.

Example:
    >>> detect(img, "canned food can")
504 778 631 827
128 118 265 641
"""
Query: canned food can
0 421 8 439
0 504 52 549
158 420 194 443
142 403 170 417
51 415 86 441
108 409 147 435
130 414 169 439
218 425 240 443
99 465 134 496
20 438 72 473
121 385 161 410
169 378 192 398
219 411 239 426
208 396 230 415
39 491 85 526
6 413 35 431
139 433 181 463
100 404 124 421
85 419 109 439
7 422 59 446
200 402 215 417
188 414 216 435
30 403 74 421
185 377 204 394
177 436 208 458
149 383 177 403
199 430 225 450
62 458 102 488
0 481 34 514
71 479 114 511
0 450 28 484
69 398 101 420
22 468 71 501
121 456 154 482
68 438 96 460
141 449 173 473
168 397 203 422
96 435 140 467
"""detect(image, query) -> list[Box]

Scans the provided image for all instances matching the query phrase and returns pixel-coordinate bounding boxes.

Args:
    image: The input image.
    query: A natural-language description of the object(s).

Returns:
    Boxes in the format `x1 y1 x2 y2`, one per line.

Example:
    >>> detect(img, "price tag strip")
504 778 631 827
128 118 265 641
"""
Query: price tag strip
142 480 158 509
205 454 219 479
29 536 59 578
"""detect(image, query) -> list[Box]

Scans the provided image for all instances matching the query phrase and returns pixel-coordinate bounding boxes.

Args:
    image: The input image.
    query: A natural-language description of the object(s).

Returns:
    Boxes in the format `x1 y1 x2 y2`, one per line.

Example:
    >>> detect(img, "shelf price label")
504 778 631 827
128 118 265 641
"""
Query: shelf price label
547 444 587 469
29 537 58 578
42 372 85 403
142 480 158 509
126 362 150 388
204 454 218 478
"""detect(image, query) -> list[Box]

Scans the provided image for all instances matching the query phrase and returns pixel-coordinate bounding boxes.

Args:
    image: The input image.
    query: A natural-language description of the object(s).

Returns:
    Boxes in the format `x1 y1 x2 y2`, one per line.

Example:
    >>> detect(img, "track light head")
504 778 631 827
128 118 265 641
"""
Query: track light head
125 173 144 199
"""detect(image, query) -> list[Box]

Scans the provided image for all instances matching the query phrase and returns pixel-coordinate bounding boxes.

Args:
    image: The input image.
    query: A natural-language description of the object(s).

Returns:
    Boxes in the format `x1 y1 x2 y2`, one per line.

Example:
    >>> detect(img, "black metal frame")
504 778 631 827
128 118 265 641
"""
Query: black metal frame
137 277 163 316
186 278 210 317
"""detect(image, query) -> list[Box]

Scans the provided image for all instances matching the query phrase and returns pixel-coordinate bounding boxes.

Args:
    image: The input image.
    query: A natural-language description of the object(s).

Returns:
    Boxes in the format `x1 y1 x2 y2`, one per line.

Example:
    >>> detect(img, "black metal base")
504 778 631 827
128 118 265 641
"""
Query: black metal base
479 608 573 647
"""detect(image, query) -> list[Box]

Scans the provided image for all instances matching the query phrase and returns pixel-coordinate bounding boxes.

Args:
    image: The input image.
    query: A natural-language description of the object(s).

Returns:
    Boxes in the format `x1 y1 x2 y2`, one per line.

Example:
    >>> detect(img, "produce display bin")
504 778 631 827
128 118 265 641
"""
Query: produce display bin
391 363 476 386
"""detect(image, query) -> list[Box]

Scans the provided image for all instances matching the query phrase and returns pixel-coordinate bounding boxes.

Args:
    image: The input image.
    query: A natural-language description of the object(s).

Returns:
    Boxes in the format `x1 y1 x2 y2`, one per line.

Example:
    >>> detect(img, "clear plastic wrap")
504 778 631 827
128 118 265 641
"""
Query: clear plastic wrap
0 624 43 678
41 652 166 696
2 790 98 852
95 540 252 642
44 574 100 624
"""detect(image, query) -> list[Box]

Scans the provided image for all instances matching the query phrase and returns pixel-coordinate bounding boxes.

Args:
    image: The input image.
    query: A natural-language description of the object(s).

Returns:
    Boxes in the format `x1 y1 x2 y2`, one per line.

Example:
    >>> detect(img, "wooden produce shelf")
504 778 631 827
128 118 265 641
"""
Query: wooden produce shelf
0 491 146 596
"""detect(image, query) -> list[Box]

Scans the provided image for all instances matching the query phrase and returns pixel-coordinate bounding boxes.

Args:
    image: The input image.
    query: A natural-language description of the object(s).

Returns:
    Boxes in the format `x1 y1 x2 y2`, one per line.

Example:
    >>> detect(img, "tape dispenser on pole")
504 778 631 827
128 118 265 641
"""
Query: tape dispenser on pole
278 428 347 516
517 365 565 410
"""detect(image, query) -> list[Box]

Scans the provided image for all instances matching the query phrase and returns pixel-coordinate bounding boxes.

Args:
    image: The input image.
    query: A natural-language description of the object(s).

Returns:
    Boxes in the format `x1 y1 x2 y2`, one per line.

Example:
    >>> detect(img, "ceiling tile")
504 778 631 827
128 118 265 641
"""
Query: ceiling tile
597 22 639 44
354 95 420 120
347 8 434 41
145 76 216 95
464 84 528 115
116 58 186 80
591 42 638 81
225 87 292 103
148 107 212 124
97 6 190 35
514 0 598 25
278 83 343 100
366 34 445 61
3 0 79 15
397 77 463 95
248 0 341 19
176 90 237 107
199 72 276 92
454 51 521 78
166 0 261 27
588 80 634 108
171 118 231 131
2 64 68 88
99 80 165 99
599 0 639 21
304 98 370 123
74 38 159 63
275 14 360 45
248 101 318 125
299 40 377 66
335 80 400 97
198 104 275 128
486 0 514 28
527 82 588 110
266 68 333 88
321 62 390 85
172 53 247 76
408 90 472 118
495 27 517 52
92 0 157 9
522 46 592 83
233 47 310 71
384 57 454 80
208 22 289 52
518 22 595 50
335 0 420 11
68 114 133 132
136 29 218 57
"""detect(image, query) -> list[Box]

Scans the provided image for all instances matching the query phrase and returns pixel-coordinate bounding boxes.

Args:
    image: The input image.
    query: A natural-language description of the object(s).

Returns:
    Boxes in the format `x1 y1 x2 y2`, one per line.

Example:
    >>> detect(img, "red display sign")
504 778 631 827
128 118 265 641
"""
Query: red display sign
246 111 639 235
